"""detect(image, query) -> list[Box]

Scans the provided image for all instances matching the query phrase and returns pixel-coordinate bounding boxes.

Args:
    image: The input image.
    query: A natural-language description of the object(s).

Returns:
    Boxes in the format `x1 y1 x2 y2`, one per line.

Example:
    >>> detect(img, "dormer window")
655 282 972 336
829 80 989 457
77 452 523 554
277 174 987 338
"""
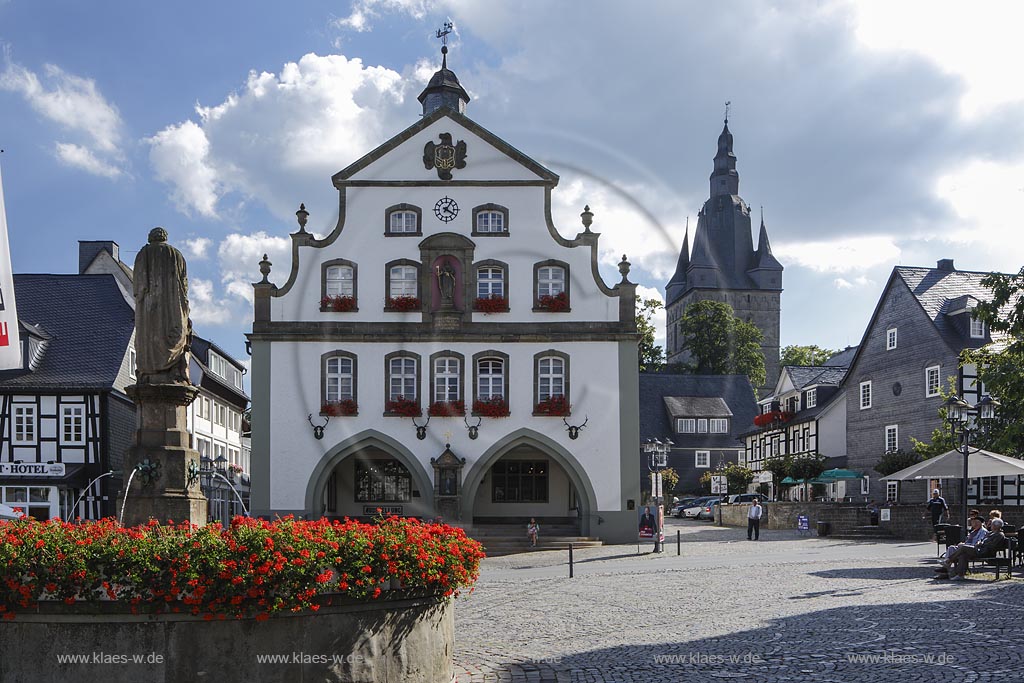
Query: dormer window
806 388 817 409
970 316 986 338
472 204 509 236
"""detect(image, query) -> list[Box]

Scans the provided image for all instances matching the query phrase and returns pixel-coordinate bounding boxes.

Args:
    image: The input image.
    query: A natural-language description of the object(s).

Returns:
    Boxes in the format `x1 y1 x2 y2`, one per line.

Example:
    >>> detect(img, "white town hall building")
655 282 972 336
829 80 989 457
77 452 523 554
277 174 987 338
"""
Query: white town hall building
248 47 641 542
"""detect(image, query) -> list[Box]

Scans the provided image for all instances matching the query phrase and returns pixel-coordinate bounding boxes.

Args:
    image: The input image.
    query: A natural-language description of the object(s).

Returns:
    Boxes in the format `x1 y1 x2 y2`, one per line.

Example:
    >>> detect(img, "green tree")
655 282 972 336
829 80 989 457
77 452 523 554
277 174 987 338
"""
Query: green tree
676 300 766 387
909 376 959 458
963 267 1024 456
721 463 755 493
698 471 712 494
762 452 794 499
874 449 923 477
660 466 679 497
636 296 665 372
790 453 827 500
780 344 837 367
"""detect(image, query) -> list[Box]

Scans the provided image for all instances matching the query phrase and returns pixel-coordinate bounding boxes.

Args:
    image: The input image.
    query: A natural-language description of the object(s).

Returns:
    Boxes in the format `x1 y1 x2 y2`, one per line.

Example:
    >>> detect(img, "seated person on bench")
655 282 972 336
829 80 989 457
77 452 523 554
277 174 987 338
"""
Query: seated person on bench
939 518 1006 580
940 515 988 564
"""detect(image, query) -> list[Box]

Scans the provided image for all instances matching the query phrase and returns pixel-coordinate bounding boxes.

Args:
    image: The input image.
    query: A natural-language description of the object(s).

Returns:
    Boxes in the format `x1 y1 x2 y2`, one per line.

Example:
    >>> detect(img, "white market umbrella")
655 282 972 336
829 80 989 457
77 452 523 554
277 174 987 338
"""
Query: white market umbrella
881 449 1024 481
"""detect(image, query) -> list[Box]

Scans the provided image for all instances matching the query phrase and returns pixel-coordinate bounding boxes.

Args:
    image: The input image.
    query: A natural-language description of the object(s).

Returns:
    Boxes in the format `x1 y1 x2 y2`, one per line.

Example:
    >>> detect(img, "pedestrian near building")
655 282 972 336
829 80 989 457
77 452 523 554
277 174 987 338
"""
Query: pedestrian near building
925 489 949 527
747 498 763 541
527 518 540 548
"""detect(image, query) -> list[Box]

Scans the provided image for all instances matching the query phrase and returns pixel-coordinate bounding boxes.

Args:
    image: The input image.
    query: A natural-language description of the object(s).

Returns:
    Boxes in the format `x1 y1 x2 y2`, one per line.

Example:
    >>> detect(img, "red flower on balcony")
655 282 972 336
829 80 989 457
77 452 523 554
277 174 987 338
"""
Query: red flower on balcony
428 400 465 417
320 295 356 312
472 397 510 418
321 399 358 416
536 291 569 312
534 394 571 416
385 397 421 417
473 295 509 314
753 410 795 428
386 296 420 312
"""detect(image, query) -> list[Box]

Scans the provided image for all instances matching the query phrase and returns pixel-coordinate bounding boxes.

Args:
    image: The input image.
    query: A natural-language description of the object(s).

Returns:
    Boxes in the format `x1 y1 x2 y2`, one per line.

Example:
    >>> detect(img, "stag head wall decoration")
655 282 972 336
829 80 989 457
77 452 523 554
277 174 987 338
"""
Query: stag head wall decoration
307 414 330 440
563 415 588 440
413 415 430 440
464 415 482 440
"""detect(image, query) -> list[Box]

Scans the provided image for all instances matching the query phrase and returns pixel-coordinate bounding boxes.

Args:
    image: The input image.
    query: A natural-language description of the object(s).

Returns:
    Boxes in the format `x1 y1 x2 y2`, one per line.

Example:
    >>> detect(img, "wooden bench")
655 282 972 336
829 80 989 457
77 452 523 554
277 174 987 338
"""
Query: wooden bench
968 536 1017 579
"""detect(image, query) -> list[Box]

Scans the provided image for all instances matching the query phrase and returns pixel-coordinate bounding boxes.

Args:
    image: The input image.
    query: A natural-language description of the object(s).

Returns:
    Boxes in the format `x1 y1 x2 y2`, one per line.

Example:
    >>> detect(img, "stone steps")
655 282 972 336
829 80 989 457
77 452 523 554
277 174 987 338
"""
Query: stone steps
829 525 895 539
467 525 601 556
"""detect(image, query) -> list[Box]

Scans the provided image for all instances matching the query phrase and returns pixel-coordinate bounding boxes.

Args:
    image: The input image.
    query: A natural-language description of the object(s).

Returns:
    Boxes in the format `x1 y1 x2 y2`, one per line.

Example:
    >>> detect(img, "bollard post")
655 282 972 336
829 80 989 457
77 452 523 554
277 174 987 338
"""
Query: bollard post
569 543 574 578
677 529 681 556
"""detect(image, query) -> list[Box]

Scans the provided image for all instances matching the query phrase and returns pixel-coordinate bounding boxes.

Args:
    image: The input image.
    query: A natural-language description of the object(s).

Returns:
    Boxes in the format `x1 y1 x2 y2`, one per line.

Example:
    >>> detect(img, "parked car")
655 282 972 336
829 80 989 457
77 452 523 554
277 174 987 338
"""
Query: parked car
670 498 700 517
683 497 716 518
726 493 763 505
696 500 720 520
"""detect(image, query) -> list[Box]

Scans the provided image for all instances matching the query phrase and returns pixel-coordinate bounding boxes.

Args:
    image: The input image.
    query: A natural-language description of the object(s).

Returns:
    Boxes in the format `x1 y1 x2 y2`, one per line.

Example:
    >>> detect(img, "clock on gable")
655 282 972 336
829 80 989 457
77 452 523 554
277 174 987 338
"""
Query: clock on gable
434 196 459 223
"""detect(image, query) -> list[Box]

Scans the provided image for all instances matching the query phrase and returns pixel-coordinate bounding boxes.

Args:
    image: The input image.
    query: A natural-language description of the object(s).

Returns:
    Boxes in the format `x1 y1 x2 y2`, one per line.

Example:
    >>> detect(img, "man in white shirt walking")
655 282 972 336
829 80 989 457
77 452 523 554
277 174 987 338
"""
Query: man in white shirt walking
747 498 764 541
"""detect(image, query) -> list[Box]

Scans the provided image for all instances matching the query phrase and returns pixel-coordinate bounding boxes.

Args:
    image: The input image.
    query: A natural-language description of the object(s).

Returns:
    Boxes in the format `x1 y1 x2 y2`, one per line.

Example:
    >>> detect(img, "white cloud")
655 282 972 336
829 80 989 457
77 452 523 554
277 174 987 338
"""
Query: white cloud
0 61 125 177
335 0 437 32
188 277 231 325
184 237 212 260
148 53 408 221
636 284 667 349
54 143 121 178
774 236 901 274
833 276 875 290
216 231 291 304
147 120 220 217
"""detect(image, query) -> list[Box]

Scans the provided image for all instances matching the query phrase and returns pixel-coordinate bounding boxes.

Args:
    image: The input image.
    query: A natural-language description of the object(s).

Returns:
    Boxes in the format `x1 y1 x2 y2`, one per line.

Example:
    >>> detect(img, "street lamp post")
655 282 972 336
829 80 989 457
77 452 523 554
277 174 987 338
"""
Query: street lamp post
643 437 673 553
942 394 999 532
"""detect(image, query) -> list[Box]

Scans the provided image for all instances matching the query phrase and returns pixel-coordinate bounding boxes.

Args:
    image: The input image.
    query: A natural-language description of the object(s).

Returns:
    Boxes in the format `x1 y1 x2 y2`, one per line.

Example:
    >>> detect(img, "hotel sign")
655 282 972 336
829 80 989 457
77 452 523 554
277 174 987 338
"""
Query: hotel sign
363 505 403 516
0 463 66 477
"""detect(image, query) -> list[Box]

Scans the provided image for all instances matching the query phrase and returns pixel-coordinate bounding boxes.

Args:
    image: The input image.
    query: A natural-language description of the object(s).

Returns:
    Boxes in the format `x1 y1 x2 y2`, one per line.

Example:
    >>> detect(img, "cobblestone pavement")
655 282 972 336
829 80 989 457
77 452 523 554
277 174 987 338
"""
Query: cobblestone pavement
453 520 1024 682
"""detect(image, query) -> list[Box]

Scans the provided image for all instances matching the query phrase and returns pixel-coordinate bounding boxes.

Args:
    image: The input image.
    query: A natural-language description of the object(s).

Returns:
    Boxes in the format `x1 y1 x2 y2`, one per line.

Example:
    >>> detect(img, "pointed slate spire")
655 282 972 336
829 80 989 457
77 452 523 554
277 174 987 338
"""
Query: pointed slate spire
665 218 690 304
754 212 783 270
0 159 22 369
710 118 739 197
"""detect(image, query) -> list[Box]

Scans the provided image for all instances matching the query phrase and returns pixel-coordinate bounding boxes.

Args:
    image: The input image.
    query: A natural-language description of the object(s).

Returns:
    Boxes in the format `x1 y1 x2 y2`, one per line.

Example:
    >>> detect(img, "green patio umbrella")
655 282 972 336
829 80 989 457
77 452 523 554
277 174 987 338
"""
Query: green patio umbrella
817 468 864 480
780 477 805 485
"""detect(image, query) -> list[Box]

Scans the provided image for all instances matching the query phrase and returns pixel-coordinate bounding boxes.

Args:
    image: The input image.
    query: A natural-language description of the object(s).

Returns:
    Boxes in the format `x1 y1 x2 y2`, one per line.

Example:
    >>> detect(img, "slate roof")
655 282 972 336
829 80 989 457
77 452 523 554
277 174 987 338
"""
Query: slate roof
896 266 1014 351
640 373 758 450
189 335 249 406
0 274 134 390
662 396 732 418
784 365 848 390
824 346 858 367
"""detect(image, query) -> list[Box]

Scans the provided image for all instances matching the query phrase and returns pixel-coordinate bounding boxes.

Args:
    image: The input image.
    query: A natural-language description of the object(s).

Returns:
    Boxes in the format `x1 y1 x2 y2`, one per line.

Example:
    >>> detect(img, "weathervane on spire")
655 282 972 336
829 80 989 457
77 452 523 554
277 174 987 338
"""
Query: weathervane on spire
724 100 731 124
436 21 454 67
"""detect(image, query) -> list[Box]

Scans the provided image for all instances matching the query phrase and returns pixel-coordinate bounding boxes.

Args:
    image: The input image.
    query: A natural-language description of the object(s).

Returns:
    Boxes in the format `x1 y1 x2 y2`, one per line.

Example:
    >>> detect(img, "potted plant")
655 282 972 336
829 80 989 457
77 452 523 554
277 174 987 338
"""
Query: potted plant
322 399 358 416
535 291 569 312
472 295 509 314
472 397 510 418
384 397 421 417
428 400 465 417
534 394 570 416
320 295 356 312
386 296 420 312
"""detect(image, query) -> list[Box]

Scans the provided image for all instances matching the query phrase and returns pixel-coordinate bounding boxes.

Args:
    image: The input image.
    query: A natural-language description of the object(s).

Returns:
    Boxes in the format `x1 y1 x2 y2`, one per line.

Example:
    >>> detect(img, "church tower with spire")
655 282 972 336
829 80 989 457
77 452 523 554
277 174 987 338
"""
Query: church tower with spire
665 119 783 396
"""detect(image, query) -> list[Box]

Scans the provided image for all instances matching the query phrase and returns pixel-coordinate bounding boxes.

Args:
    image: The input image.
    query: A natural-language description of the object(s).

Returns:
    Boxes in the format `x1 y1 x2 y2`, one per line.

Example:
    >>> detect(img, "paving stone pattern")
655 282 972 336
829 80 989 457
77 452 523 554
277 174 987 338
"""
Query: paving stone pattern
454 520 1024 682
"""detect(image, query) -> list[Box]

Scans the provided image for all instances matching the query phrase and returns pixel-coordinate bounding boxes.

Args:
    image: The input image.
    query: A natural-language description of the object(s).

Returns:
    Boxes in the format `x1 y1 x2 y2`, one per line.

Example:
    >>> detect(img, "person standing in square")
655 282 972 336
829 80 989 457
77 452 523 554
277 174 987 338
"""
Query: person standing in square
747 498 764 540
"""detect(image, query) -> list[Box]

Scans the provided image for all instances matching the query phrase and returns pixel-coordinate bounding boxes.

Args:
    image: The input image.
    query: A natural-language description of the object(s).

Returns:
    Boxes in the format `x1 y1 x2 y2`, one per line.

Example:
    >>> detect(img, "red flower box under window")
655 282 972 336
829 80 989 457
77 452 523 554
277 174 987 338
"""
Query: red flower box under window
472 397 510 418
322 399 358 416
534 394 571 416
386 296 421 312
753 410 795 428
536 291 569 312
473 296 509 314
385 397 421 417
320 295 356 312
428 400 466 417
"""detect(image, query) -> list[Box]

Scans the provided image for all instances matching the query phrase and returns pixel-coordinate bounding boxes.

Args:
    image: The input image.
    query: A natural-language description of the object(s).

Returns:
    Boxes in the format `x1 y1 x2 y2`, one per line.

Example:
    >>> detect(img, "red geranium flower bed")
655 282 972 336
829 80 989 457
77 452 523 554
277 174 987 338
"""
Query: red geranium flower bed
320 295 356 312
385 397 421 417
472 397 510 418
753 410 795 428
386 296 420 312
473 296 509 314
0 515 484 621
536 291 569 312
534 394 571 416
321 399 358 416
428 400 465 417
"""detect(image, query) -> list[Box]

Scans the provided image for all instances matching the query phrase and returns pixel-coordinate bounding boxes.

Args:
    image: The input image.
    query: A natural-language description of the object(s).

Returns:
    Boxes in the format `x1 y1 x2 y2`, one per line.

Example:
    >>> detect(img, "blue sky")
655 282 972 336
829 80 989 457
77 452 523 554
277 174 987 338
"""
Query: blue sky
2 0 1023 370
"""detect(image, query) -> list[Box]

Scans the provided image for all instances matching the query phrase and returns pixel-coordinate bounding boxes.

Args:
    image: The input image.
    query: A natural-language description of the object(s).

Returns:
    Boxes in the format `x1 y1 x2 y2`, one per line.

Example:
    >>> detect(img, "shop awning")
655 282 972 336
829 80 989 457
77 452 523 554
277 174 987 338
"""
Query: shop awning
881 449 1024 481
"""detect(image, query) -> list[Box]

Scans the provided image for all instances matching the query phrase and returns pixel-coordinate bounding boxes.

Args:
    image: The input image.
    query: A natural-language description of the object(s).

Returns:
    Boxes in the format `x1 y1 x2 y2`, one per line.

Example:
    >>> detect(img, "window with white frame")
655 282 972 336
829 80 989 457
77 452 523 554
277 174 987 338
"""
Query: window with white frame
324 356 354 403
13 405 36 444
861 475 870 495
970 316 986 339
209 352 242 389
476 211 505 233
887 328 897 350
886 480 899 502
434 357 461 403
537 266 565 297
202 397 211 420
980 476 1000 499
860 381 872 409
196 437 210 458
325 265 354 297
537 356 565 402
676 418 696 433
697 418 708 433
709 418 729 433
62 406 84 444
477 358 505 400
885 424 898 453
389 210 419 234
389 265 418 298
388 356 418 401
806 388 817 409
695 451 710 468
477 267 504 298
926 365 941 397
214 402 225 426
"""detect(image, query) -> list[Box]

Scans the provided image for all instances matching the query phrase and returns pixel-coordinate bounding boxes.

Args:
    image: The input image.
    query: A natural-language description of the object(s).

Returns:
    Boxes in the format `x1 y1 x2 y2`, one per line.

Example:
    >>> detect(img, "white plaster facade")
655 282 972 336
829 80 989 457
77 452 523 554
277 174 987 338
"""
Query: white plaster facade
249 95 641 542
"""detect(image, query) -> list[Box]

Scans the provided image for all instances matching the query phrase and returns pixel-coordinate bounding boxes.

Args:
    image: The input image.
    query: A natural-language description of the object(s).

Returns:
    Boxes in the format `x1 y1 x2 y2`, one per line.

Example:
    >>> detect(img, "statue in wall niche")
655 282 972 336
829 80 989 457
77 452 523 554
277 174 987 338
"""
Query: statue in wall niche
436 261 456 304
133 227 193 385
